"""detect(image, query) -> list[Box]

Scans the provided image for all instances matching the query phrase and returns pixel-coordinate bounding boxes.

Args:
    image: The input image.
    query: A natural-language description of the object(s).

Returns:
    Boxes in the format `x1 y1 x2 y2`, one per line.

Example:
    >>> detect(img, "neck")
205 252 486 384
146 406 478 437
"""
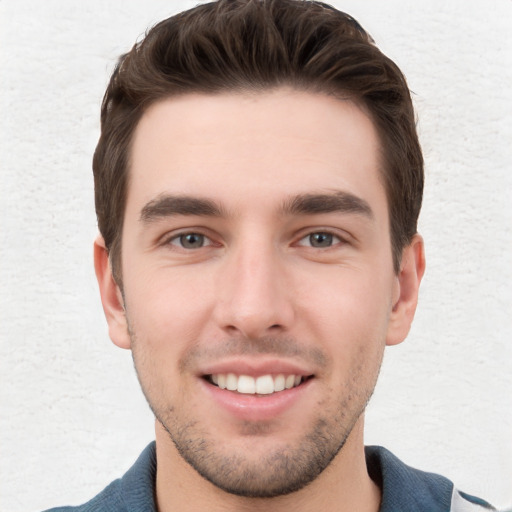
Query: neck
154 417 381 512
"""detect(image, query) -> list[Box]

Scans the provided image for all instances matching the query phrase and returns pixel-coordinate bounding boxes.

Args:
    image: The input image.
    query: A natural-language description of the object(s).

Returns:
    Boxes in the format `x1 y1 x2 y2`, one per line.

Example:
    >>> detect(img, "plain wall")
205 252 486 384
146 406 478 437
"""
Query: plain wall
1 1 511 510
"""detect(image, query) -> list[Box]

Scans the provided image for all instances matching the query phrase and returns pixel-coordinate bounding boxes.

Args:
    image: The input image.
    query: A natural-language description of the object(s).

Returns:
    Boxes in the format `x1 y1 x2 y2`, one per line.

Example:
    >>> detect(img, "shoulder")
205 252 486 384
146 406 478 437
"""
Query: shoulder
365 446 496 512
42 479 123 512
42 442 157 512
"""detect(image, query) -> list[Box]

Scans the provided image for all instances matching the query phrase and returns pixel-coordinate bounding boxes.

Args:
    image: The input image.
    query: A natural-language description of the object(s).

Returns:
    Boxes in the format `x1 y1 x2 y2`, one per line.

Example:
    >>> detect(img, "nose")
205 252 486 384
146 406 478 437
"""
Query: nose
212 240 295 339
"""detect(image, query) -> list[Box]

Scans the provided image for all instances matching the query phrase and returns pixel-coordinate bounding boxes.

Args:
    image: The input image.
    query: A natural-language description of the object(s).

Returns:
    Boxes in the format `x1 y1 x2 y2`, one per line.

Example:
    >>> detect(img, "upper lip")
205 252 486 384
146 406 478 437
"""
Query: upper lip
198 357 315 378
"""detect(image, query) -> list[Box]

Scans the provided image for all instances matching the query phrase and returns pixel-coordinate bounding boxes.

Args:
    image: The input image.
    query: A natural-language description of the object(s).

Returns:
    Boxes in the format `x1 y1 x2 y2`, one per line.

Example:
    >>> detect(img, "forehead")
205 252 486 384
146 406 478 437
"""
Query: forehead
127 89 386 219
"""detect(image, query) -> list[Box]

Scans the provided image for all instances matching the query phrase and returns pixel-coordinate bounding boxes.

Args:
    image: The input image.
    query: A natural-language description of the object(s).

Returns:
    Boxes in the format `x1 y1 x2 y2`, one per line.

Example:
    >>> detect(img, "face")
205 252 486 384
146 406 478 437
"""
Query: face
97 89 421 497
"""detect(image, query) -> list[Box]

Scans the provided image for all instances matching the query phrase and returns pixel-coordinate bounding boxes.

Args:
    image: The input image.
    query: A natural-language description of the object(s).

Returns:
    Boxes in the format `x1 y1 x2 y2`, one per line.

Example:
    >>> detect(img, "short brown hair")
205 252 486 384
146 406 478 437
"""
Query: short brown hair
93 0 423 281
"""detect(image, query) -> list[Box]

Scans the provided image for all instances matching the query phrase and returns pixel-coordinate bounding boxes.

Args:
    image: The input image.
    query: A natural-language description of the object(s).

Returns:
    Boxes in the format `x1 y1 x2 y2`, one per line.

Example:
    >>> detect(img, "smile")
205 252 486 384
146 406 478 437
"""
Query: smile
206 373 309 395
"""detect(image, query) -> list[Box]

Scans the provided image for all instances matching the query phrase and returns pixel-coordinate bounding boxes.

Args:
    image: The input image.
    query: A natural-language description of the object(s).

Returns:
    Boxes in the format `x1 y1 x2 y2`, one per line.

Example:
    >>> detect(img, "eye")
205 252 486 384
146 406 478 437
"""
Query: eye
298 232 342 248
169 232 211 249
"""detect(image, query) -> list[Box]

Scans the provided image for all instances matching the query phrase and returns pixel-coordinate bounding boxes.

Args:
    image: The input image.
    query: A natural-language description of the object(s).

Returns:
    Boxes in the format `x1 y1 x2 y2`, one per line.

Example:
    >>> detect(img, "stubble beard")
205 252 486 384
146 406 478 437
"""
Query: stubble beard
130 329 383 498
155 404 355 498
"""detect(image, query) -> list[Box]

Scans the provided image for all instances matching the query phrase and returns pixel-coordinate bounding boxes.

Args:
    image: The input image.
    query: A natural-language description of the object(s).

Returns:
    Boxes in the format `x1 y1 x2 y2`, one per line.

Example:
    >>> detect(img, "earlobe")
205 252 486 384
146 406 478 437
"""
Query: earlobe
386 234 425 346
93 236 131 350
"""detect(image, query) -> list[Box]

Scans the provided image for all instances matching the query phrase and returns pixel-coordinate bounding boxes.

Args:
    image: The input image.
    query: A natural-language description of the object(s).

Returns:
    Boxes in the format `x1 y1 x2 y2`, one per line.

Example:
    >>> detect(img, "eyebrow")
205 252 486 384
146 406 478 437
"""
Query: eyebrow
140 195 224 222
139 190 373 223
281 191 374 219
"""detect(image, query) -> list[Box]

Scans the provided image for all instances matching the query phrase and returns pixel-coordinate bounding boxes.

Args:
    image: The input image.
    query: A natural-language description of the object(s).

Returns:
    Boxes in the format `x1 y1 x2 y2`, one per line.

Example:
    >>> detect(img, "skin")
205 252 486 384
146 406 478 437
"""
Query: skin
95 89 425 512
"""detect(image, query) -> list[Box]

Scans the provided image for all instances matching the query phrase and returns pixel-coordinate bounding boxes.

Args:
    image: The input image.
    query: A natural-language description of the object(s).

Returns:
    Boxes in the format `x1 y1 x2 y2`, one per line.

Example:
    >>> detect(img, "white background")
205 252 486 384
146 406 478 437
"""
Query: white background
1 1 511 510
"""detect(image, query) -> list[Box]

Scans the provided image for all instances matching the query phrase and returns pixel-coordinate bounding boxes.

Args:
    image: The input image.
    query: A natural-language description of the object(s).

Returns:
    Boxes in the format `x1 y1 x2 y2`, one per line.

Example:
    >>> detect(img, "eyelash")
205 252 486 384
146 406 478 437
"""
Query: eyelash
165 232 215 250
296 231 345 249
163 229 347 251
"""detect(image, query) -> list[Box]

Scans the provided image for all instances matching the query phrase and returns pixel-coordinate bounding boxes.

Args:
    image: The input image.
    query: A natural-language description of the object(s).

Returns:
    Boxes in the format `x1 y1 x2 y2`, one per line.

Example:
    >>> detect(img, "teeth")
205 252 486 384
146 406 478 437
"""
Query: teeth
209 373 305 395
226 373 237 391
238 375 256 394
274 374 285 392
255 375 274 394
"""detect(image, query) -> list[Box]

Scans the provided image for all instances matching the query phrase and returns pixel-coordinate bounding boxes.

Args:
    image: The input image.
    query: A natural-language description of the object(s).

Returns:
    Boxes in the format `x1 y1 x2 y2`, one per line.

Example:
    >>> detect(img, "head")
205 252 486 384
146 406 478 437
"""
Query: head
93 0 423 284
93 0 426 502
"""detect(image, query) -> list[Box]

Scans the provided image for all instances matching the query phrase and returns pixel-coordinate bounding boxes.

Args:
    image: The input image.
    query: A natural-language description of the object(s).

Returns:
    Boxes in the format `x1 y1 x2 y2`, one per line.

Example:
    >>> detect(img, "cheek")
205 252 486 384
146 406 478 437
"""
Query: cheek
297 267 393 333
125 267 215 331
125 275 205 407
294 267 392 382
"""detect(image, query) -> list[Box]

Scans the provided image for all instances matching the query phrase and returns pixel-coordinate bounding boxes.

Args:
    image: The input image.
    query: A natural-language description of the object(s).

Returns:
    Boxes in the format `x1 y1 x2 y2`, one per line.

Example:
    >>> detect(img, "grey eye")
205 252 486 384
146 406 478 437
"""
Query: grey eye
179 233 205 249
309 232 334 247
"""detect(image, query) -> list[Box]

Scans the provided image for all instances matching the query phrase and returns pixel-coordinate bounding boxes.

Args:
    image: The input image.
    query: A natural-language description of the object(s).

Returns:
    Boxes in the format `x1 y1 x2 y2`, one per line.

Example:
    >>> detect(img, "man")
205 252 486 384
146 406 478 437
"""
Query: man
45 1 495 510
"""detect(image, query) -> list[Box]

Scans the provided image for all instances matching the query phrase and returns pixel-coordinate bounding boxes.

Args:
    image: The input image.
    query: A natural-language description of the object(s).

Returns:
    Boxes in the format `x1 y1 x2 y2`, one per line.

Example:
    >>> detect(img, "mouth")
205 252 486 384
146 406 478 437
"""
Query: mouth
204 373 313 396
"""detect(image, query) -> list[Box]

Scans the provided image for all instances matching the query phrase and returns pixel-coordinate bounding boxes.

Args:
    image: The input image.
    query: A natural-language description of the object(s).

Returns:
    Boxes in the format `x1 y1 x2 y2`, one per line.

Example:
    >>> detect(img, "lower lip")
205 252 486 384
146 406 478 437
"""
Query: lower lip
200 378 313 422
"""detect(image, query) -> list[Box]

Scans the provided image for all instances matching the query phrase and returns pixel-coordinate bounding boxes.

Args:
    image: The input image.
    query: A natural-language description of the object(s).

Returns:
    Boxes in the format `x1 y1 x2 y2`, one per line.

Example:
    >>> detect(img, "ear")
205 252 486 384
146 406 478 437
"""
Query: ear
386 234 425 346
94 235 131 349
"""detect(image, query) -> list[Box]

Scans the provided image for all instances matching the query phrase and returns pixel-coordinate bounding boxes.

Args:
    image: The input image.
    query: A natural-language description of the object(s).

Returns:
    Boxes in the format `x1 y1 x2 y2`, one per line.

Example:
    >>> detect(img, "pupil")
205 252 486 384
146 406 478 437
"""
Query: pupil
310 232 332 247
181 233 203 248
